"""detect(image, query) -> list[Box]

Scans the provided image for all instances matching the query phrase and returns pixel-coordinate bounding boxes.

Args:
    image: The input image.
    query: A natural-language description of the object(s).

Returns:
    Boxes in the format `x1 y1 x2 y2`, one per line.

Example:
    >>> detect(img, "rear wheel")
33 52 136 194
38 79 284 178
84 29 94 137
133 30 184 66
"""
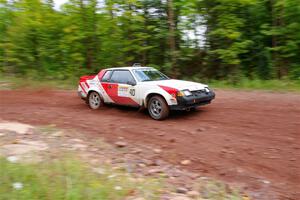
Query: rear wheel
88 91 102 109
148 95 169 120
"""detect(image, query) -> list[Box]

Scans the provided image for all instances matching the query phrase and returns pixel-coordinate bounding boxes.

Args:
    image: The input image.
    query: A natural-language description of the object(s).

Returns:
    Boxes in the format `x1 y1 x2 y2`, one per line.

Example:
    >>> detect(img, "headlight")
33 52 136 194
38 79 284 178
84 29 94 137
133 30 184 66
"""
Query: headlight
177 90 192 97
183 90 192 96
205 87 210 93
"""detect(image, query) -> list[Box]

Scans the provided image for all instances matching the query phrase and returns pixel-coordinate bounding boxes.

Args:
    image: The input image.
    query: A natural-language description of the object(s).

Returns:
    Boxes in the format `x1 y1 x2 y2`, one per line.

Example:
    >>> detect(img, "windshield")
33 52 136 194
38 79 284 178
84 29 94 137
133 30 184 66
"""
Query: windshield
133 69 169 82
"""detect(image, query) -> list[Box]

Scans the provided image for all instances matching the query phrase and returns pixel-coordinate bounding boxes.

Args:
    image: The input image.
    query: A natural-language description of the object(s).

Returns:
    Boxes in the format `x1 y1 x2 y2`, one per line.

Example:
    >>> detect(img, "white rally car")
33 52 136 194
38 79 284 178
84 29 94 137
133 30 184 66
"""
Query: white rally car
78 64 215 120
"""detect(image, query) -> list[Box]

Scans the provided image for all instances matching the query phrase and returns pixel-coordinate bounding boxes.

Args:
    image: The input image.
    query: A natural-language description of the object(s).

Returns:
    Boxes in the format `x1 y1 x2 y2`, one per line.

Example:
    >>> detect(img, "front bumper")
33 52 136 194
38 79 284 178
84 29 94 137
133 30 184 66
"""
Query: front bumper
170 90 215 111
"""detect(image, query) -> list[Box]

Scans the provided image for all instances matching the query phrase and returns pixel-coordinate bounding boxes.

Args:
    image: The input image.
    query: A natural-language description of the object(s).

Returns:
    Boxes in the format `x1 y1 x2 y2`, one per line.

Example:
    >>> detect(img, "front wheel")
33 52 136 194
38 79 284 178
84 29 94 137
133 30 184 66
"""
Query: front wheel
148 95 169 120
88 91 102 109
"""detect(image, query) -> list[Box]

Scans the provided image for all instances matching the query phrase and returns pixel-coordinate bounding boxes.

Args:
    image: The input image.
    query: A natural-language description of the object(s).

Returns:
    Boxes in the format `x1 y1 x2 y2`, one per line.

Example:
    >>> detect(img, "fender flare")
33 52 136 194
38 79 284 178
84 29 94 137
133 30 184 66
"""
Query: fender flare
143 89 171 108
86 89 104 103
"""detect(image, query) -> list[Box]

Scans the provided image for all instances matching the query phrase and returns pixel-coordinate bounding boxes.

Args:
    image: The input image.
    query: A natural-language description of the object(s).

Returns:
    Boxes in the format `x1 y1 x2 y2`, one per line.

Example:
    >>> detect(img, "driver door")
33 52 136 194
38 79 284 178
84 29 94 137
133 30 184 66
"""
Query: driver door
108 70 139 106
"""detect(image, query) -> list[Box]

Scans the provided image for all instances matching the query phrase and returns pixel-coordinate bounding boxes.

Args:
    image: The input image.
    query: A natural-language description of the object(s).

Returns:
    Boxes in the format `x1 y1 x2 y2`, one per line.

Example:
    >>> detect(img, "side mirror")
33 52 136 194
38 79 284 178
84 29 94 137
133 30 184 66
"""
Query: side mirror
127 80 136 86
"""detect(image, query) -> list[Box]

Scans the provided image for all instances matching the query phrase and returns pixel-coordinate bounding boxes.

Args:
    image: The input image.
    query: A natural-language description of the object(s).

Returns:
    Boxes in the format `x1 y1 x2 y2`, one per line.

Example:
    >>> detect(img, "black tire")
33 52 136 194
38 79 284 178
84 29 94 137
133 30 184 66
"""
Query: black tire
148 95 169 120
87 91 102 109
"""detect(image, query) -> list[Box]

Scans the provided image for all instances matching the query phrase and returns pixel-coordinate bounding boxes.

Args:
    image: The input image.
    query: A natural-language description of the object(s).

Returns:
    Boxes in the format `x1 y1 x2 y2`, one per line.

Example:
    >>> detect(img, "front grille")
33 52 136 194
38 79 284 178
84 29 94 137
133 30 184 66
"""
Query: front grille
191 90 206 96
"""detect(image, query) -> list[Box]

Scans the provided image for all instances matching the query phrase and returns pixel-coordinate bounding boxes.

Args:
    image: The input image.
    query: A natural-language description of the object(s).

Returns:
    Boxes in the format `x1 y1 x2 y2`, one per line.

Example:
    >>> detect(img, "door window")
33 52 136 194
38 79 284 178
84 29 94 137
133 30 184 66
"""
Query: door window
110 70 135 84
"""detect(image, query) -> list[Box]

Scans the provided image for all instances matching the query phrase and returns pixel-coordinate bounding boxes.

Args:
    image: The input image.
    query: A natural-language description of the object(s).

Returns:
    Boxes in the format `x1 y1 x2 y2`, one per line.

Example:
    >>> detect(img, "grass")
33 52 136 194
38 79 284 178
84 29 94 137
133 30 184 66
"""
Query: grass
0 155 247 200
0 76 77 90
0 156 162 200
196 179 247 200
1 74 299 92
207 79 300 92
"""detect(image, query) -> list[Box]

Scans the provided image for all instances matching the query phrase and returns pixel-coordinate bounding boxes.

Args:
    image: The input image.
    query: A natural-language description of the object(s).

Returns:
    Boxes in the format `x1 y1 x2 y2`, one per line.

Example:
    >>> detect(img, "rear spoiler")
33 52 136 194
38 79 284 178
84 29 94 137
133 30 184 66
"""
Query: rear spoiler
79 75 96 82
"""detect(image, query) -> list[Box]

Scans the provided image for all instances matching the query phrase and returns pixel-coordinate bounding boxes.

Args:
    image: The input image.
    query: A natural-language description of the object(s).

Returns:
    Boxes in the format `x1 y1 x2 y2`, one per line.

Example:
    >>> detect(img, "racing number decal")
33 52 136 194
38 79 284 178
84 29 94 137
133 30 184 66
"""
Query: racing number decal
129 89 135 96
118 86 135 97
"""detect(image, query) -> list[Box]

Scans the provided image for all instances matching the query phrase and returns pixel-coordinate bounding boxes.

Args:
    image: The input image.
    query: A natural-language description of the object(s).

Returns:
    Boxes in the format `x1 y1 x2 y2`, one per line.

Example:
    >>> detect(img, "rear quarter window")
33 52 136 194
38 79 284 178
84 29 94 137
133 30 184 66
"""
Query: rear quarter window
101 70 112 82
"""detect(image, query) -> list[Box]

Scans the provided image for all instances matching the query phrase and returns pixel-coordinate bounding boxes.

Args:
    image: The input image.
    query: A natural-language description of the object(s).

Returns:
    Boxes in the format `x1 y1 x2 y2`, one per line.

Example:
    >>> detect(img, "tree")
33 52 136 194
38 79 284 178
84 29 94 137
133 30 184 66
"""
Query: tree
0 0 299 81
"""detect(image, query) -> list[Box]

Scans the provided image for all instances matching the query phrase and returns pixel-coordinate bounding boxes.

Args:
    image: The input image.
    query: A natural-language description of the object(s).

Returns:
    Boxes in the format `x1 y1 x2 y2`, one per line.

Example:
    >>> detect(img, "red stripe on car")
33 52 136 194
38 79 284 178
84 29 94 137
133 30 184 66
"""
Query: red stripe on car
101 83 139 106
80 83 87 94
159 85 178 97
80 75 95 82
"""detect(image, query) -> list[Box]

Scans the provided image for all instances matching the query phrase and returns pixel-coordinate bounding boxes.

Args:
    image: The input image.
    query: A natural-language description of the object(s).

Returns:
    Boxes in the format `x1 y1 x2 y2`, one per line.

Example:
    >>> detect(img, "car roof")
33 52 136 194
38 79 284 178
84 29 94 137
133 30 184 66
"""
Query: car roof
105 66 154 71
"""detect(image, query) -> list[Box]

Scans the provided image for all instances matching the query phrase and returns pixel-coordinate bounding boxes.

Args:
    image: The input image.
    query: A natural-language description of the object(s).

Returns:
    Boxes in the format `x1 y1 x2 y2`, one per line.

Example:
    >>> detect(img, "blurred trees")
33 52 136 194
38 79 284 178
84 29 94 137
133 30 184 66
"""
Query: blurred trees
0 0 299 80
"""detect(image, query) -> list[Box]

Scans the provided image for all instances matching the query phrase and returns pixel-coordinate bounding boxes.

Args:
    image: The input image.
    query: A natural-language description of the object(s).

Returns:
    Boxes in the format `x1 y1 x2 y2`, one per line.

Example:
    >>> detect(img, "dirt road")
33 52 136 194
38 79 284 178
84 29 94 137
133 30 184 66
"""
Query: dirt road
0 89 299 199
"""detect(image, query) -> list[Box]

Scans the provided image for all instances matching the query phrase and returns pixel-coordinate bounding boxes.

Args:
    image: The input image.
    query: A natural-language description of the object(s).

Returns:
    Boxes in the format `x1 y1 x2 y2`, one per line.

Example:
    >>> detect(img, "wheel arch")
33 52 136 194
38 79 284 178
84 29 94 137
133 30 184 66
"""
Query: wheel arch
144 92 168 108
86 90 103 103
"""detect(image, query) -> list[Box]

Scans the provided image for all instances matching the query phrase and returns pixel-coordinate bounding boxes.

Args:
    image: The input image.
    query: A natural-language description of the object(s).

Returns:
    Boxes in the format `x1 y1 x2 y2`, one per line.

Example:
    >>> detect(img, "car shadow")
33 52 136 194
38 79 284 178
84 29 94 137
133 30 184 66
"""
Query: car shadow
103 103 204 120
168 109 205 120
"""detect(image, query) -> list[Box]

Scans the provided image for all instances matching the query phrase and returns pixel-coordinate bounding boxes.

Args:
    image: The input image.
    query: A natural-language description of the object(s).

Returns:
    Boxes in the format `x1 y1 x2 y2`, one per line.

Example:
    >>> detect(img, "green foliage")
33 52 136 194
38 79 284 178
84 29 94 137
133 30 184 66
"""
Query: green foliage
0 0 299 82
207 78 300 91
0 156 162 200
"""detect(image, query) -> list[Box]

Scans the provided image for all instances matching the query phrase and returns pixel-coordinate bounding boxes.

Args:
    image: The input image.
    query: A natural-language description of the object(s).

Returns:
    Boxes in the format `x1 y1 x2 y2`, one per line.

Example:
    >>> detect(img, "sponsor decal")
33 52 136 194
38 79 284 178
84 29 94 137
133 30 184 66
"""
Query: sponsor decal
118 85 129 97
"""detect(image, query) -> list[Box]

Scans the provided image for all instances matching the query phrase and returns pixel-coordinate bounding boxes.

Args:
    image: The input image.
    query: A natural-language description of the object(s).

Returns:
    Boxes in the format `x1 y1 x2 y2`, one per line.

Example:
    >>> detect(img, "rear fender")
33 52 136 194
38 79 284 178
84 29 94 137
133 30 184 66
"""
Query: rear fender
90 76 114 103
78 76 101 99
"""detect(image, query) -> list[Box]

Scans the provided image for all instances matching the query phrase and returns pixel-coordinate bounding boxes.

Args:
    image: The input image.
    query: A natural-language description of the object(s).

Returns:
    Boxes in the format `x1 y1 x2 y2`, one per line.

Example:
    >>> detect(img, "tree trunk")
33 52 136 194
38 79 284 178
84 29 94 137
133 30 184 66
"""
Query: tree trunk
141 5 148 65
270 0 284 79
167 0 178 76
105 0 114 19
79 0 94 69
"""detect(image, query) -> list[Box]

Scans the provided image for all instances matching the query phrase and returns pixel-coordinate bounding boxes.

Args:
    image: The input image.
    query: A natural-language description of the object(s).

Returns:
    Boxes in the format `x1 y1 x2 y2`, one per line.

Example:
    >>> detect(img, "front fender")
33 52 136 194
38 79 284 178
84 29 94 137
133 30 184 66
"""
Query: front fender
143 89 177 108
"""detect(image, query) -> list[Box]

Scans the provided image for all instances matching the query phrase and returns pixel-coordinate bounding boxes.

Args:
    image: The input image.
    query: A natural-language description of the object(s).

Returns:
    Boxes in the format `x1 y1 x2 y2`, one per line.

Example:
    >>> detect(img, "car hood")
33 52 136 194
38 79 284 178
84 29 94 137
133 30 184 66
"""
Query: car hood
142 79 208 91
